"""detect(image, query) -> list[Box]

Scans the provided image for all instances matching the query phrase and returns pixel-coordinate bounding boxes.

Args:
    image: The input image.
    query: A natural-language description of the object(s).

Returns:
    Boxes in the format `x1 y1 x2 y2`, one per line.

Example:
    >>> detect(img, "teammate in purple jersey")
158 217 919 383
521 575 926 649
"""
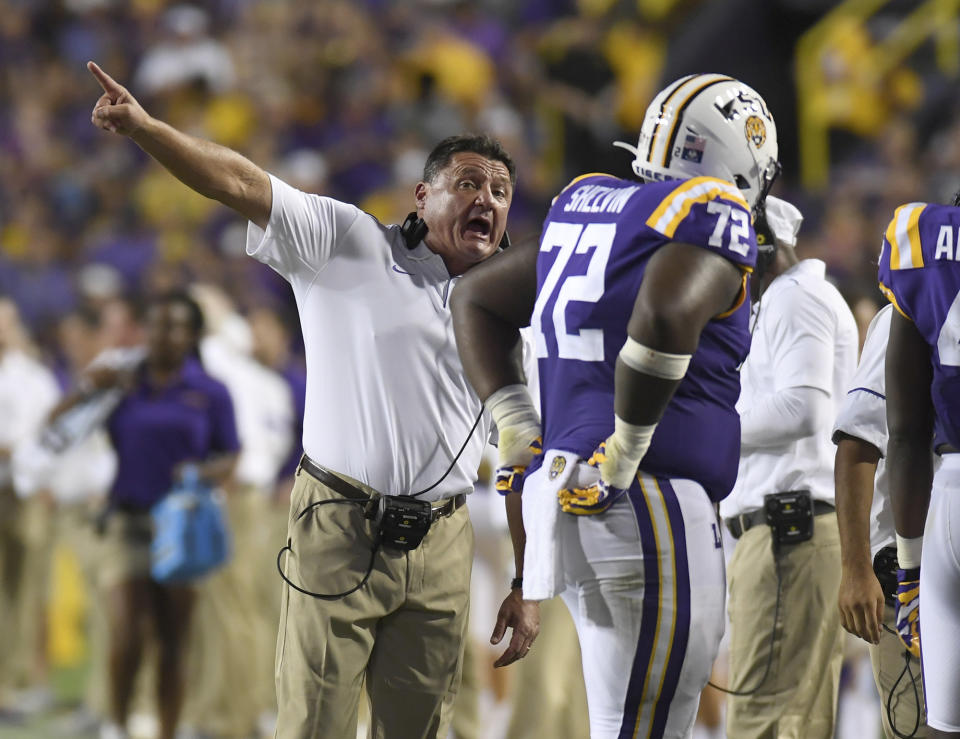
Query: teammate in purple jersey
452 73 780 738
879 194 960 737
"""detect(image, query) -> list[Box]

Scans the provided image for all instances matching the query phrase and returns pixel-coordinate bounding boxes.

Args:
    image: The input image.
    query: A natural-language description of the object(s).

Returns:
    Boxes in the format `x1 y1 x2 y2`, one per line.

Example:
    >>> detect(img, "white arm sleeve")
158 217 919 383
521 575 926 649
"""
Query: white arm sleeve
741 385 832 449
245 174 361 290
740 281 838 449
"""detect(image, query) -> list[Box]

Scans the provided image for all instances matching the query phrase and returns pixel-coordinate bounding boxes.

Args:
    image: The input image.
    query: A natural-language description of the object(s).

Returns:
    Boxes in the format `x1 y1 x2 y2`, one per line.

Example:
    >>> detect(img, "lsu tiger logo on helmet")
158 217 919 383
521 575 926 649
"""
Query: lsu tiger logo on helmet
613 74 780 212
745 115 766 147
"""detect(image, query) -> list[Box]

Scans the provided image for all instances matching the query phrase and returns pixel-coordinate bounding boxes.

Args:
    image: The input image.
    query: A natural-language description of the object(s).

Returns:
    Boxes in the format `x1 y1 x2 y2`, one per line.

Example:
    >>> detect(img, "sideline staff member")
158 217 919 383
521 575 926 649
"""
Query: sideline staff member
86 61 538 739
720 201 858 739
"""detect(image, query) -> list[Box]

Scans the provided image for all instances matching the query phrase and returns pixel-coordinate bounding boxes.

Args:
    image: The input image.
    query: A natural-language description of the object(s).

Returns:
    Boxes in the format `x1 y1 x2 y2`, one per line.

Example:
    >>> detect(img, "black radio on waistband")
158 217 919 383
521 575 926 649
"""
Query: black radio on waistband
372 496 433 551
764 490 814 546
872 545 899 607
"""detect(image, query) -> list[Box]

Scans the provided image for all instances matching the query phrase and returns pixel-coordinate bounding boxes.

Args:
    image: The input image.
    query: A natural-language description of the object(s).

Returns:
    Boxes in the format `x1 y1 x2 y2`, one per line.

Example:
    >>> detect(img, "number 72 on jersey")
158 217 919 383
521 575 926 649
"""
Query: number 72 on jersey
532 205 750 362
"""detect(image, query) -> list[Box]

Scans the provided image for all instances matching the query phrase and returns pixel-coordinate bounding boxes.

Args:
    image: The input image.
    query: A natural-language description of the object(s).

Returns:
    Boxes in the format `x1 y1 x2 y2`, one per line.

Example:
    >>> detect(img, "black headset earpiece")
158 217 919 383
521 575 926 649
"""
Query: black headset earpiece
402 211 512 252
401 212 429 249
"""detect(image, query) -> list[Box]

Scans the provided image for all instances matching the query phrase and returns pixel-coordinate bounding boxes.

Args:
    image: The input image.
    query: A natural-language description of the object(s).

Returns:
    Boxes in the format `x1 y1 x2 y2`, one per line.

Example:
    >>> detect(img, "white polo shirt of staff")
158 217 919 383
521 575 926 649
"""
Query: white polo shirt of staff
720 259 858 519
0 349 60 490
246 174 493 503
201 330 294 491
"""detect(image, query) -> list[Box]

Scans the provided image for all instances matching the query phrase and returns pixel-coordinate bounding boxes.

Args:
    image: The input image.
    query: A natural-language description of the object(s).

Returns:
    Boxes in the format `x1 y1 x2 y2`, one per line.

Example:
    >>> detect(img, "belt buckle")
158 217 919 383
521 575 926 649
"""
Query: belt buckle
430 498 451 522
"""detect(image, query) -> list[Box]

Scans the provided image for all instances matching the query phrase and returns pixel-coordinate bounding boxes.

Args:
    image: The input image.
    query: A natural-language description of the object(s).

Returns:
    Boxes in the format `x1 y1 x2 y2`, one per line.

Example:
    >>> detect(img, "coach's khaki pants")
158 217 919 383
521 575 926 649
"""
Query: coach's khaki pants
870 602 927 738
726 513 844 739
276 466 474 739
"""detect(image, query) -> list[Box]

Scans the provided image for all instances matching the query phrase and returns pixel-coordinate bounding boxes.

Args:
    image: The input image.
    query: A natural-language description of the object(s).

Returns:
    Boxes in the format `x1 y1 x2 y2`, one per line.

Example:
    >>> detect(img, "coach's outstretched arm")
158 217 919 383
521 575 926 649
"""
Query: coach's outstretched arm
87 61 271 229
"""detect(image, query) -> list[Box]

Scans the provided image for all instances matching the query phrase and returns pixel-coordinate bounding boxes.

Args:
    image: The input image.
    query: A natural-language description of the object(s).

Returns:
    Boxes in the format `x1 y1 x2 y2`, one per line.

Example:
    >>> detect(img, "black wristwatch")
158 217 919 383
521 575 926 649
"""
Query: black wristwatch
510 577 523 590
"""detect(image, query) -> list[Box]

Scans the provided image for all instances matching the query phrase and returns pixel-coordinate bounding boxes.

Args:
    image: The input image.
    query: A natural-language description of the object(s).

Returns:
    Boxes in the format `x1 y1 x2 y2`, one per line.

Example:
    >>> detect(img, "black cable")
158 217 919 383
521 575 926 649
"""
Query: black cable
880 622 923 739
408 408 485 498
707 553 782 696
276 408 485 599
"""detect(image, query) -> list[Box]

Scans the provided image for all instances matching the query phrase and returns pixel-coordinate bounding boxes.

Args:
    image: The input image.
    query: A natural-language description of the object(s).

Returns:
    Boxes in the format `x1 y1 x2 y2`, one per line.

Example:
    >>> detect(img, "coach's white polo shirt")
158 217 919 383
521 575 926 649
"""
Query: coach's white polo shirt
246 174 492 502
721 259 858 519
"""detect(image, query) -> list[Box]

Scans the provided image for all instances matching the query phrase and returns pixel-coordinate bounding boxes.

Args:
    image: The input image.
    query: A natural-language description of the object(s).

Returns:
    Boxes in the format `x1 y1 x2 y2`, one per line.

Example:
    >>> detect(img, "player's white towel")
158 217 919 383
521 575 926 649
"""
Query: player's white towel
521 450 585 600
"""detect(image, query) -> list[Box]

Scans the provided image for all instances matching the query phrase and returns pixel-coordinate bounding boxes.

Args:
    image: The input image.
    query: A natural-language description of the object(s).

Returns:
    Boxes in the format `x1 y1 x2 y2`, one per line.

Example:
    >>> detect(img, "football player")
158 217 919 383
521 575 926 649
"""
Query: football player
880 192 960 738
451 74 779 738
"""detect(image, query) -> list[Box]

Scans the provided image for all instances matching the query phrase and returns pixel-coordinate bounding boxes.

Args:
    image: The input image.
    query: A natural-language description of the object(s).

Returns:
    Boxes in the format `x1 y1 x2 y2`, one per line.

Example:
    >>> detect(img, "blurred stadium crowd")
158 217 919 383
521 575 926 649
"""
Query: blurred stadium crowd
2 0 960 737
2 0 960 355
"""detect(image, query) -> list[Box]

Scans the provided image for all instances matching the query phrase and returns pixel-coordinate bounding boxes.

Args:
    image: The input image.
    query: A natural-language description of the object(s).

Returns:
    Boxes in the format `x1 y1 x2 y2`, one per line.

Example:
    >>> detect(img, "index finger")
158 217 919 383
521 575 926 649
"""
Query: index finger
87 61 122 95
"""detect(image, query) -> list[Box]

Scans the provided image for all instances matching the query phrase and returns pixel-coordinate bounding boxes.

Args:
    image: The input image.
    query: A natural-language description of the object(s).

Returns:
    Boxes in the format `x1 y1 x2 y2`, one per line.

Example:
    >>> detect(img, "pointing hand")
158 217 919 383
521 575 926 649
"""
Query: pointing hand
88 61 148 137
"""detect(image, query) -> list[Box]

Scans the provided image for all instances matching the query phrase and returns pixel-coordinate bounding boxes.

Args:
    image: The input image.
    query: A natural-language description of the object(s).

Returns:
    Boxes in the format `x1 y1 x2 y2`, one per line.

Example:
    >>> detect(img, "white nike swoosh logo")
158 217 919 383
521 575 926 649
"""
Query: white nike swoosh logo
392 265 414 275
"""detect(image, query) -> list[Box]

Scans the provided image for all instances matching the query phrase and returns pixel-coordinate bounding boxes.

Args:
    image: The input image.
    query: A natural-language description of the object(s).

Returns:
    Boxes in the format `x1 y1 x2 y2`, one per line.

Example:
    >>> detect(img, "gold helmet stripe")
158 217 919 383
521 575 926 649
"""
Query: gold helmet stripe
661 74 735 168
644 74 697 162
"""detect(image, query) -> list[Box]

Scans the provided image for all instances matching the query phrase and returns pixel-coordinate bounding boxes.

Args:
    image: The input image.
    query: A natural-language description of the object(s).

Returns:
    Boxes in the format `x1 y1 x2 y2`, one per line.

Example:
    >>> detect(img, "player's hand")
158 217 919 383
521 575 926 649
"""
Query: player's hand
88 61 149 137
557 441 629 515
490 589 539 668
838 564 884 644
895 567 921 657
495 436 542 495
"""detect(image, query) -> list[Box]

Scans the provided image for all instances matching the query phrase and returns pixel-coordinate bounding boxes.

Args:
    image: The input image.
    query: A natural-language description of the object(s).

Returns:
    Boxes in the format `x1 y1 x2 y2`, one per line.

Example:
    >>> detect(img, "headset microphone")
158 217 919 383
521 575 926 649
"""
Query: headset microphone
401 212 429 249
400 212 511 251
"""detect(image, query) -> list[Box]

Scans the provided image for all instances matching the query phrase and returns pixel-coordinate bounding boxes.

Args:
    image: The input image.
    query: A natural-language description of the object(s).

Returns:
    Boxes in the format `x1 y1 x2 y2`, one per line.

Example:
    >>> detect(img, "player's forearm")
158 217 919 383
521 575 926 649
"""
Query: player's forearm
887 436 932 538
885 310 934 539
739 385 830 448
452 302 526 401
834 436 880 570
131 117 271 228
505 492 526 579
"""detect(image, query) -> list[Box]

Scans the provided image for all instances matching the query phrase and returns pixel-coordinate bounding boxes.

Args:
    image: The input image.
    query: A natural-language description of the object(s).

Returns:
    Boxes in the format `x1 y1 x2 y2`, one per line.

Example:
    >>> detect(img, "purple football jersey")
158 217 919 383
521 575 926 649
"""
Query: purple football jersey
878 202 960 448
530 174 757 501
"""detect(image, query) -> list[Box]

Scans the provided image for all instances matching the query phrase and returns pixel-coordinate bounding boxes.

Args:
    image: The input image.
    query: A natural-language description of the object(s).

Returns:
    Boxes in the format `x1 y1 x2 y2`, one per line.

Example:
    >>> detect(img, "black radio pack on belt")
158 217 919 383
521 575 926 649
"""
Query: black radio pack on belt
873 545 899 606
373 495 433 551
763 490 814 546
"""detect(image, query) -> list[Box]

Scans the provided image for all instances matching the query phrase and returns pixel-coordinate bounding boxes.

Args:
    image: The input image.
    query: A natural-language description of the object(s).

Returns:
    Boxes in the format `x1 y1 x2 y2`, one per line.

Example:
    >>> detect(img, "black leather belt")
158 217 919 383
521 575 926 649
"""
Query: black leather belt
298 455 466 522
725 500 835 540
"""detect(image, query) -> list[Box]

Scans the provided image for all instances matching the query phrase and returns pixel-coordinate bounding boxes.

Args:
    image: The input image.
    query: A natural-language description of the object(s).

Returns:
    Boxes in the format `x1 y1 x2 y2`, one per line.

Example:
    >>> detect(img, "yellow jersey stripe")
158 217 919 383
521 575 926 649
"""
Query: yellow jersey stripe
887 203 927 270
715 270 750 319
634 476 665 739
552 172 615 207
660 75 734 167
646 177 748 237
644 478 679 739
879 282 911 320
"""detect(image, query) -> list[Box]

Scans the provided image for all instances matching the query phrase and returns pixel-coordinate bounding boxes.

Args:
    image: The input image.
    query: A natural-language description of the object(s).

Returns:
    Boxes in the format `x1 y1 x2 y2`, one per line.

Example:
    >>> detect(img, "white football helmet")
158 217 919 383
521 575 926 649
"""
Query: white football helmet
614 74 779 212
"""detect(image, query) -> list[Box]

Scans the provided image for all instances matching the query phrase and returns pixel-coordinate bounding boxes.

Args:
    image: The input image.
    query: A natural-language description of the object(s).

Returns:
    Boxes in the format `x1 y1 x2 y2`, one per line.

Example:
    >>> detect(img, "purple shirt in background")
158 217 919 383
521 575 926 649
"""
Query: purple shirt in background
107 357 239 509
